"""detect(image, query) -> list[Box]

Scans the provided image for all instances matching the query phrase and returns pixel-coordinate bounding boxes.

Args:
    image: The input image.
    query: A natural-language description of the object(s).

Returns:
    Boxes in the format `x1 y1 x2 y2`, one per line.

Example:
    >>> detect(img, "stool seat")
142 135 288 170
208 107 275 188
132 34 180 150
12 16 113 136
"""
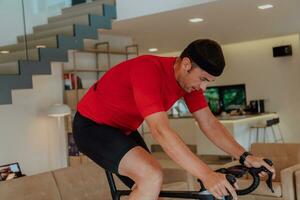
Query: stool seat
251 124 269 129
249 118 284 149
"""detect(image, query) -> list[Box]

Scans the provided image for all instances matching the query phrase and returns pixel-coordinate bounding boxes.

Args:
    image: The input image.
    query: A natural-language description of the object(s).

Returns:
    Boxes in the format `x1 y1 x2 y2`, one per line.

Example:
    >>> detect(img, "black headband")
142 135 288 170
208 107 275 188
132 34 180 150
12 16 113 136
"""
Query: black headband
186 39 225 77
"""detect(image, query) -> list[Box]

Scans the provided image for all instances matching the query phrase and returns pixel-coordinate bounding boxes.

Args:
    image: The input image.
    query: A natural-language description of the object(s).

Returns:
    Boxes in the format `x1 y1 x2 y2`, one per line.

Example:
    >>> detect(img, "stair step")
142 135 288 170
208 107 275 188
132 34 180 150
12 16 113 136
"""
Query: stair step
0 36 57 53
0 34 132 65
0 1 117 105
48 0 113 24
61 0 114 15
0 73 36 104
35 15 89 33
18 14 111 44
18 25 74 43
0 49 39 64
0 62 19 74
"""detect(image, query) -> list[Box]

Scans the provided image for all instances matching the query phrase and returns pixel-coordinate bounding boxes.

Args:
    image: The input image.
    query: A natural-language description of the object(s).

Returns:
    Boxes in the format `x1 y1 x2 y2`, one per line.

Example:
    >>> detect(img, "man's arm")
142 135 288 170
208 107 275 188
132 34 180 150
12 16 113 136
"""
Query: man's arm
146 111 238 199
193 107 276 178
145 111 213 180
192 107 245 159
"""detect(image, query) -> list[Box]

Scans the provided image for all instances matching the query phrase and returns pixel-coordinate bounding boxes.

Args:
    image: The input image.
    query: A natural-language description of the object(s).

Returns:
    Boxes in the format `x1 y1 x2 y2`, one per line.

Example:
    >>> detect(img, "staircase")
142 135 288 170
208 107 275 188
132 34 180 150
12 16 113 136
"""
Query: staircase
0 0 116 104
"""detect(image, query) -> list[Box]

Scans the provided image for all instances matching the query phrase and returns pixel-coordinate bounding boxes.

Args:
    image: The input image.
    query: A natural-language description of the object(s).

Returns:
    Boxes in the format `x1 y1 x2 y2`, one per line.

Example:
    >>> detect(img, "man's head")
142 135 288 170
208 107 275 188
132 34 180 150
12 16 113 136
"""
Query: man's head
175 39 225 93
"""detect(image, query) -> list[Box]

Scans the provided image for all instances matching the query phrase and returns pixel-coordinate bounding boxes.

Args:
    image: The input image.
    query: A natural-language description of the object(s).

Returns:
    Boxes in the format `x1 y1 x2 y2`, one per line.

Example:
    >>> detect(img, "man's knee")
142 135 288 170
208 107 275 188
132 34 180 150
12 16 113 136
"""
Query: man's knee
147 164 164 185
118 146 163 189
136 162 163 188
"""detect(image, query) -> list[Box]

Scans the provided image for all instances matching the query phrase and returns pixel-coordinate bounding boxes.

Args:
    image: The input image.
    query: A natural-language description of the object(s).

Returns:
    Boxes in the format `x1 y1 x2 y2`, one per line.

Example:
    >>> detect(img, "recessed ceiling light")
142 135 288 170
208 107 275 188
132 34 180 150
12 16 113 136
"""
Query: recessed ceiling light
0 50 10 54
258 4 273 10
36 45 46 48
189 18 204 23
148 48 158 52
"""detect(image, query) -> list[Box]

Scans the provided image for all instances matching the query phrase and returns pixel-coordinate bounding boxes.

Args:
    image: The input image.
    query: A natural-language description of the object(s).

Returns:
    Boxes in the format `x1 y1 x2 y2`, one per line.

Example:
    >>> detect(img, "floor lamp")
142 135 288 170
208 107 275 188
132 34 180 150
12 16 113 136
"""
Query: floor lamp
48 104 71 169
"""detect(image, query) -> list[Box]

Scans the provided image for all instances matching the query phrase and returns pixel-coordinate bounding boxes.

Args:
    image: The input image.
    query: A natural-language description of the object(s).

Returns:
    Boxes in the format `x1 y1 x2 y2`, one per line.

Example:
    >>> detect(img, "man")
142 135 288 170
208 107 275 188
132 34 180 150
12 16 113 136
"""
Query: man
73 39 275 200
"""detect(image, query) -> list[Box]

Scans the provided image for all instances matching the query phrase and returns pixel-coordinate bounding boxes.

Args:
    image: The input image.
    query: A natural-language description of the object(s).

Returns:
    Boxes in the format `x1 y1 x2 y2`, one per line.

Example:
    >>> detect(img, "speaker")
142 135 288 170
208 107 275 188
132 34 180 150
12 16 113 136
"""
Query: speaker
273 45 292 57
249 100 265 114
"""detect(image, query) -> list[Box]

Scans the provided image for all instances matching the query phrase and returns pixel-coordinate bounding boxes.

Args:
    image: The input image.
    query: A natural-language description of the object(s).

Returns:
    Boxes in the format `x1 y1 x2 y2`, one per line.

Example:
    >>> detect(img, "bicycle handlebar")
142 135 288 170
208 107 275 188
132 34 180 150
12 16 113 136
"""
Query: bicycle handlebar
106 158 275 200
198 158 274 197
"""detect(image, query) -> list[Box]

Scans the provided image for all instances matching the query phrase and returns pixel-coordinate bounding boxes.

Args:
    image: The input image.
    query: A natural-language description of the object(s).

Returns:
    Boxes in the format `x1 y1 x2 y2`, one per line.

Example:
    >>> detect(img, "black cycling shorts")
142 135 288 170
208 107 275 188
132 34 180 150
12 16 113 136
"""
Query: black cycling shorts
72 112 150 189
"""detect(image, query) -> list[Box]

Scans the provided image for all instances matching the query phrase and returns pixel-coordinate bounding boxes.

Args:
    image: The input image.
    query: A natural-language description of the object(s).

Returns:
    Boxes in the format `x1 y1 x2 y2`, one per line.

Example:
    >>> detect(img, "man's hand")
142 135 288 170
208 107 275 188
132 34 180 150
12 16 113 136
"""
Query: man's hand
244 156 276 179
202 171 238 200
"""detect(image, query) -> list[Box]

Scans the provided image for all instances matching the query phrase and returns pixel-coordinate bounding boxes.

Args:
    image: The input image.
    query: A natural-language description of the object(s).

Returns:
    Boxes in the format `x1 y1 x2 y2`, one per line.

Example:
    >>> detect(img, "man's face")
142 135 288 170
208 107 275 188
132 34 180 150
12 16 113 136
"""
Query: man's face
178 57 216 93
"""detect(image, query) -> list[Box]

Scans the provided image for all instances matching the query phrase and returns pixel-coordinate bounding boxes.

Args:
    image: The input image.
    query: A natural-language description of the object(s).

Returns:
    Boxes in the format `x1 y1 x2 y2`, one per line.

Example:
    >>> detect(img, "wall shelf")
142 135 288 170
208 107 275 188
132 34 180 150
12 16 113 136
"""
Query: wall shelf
78 48 137 55
64 68 108 73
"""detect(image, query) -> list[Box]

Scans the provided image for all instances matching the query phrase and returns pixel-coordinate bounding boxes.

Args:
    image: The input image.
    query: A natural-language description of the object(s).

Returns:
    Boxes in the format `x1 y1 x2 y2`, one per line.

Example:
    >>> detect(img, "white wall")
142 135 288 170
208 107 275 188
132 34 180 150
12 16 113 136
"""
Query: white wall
0 0 71 46
0 0 24 46
221 34 300 142
160 34 300 143
0 63 66 175
0 33 134 175
116 0 217 20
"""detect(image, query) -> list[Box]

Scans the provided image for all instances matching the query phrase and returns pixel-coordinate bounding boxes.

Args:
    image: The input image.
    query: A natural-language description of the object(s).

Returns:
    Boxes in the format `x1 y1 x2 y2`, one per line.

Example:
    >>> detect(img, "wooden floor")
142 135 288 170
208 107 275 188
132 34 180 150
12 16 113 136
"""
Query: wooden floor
151 144 232 165
198 154 232 165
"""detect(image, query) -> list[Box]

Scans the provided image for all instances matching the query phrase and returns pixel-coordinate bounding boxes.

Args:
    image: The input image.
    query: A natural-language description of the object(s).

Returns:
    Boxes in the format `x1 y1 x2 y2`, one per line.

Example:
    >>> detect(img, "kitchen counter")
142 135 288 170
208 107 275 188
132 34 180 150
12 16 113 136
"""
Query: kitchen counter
142 113 278 155
196 113 279 155
168 113 275 121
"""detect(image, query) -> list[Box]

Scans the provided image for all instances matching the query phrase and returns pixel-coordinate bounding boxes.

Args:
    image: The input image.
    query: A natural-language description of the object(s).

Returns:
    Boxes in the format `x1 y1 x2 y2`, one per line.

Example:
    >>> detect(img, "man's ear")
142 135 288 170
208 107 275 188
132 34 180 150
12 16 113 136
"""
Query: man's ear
182 57 192 72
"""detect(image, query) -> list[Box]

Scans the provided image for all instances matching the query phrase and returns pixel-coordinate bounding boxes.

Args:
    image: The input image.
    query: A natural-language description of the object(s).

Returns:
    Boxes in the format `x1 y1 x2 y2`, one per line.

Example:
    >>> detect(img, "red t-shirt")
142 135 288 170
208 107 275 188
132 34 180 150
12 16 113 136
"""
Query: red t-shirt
77 55 207 135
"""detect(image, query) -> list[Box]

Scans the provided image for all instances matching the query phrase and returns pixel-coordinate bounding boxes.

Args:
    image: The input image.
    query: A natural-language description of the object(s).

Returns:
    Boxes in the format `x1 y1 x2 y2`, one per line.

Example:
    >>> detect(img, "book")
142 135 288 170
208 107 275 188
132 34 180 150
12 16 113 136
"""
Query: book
68 132 80 156
64 73 83 90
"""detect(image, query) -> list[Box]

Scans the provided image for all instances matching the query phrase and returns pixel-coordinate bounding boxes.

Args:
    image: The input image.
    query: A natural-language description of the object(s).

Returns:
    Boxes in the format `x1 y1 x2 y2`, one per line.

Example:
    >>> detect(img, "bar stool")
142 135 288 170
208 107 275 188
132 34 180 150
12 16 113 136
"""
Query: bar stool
249 118 284 147
271 118 284 143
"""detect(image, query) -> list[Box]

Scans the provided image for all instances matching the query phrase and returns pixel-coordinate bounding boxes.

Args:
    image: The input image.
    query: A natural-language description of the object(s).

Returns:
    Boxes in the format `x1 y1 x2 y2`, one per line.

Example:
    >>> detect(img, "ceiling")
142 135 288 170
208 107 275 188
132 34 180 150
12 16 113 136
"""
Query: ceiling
102 0 300 54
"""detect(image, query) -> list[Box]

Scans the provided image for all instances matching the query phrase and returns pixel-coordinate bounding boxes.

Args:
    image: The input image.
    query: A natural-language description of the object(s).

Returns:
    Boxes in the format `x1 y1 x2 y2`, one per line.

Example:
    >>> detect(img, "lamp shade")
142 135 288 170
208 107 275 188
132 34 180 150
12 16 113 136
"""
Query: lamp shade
48 104 71 117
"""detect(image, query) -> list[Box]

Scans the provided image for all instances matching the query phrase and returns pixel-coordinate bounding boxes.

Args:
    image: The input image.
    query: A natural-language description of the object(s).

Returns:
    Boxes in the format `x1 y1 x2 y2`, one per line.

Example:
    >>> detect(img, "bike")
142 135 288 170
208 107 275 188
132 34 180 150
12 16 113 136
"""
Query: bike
105 159 274 200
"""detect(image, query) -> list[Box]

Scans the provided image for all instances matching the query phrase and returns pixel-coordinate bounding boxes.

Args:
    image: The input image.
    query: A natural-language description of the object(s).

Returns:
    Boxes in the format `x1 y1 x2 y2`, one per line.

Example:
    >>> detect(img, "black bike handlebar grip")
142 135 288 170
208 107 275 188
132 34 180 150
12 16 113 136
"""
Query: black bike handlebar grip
263 158 275 193
263 158 273 166
224 174 237 200
236 168 260 196
211 158 274 196
266 172 275 193
225 174 236 186
216 168 228 174
224 166 248 178
197 179 206 192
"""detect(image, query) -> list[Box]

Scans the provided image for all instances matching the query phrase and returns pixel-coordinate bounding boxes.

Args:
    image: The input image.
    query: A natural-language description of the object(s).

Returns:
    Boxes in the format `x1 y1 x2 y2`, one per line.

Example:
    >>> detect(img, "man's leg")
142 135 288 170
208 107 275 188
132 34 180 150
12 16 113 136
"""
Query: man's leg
73 114 164 199
118 146 163 200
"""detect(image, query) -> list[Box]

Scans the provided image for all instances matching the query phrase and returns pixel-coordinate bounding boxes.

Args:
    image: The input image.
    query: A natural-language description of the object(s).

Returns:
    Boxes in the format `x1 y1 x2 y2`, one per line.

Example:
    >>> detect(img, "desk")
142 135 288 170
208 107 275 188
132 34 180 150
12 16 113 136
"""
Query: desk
141 113 278 156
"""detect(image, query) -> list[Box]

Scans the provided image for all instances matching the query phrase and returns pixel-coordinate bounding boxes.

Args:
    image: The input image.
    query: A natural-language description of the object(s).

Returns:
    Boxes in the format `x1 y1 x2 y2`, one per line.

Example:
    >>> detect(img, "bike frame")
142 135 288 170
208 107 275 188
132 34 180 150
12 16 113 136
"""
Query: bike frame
105 170 230 200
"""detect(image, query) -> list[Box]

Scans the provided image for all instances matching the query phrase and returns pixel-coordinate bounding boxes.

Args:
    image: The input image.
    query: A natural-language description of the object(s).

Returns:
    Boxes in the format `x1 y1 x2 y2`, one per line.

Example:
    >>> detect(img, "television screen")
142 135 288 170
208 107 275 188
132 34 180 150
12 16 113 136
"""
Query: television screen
205 84 246 114
204 87 221 115
221 86 246 112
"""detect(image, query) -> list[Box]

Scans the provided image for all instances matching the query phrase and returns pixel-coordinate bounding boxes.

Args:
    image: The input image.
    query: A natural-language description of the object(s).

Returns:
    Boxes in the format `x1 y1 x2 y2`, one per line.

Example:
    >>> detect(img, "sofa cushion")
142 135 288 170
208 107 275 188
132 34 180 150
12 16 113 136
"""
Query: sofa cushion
237 179 282 197
52 162 120 200
0 172 61 200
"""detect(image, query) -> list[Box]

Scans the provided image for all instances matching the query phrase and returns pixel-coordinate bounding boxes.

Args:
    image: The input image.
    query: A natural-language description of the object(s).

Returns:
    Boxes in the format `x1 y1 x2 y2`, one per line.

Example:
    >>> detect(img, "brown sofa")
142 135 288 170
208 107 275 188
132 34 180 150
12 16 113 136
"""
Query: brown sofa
0 158 194 200
224 143 300 200
1 143 299 200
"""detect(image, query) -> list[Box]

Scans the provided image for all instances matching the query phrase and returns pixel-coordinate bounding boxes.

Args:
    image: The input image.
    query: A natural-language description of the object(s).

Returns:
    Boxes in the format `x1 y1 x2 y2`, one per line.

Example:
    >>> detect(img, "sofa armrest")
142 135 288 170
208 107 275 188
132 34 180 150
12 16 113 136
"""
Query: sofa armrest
295 169 300 200
280 163 300 200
